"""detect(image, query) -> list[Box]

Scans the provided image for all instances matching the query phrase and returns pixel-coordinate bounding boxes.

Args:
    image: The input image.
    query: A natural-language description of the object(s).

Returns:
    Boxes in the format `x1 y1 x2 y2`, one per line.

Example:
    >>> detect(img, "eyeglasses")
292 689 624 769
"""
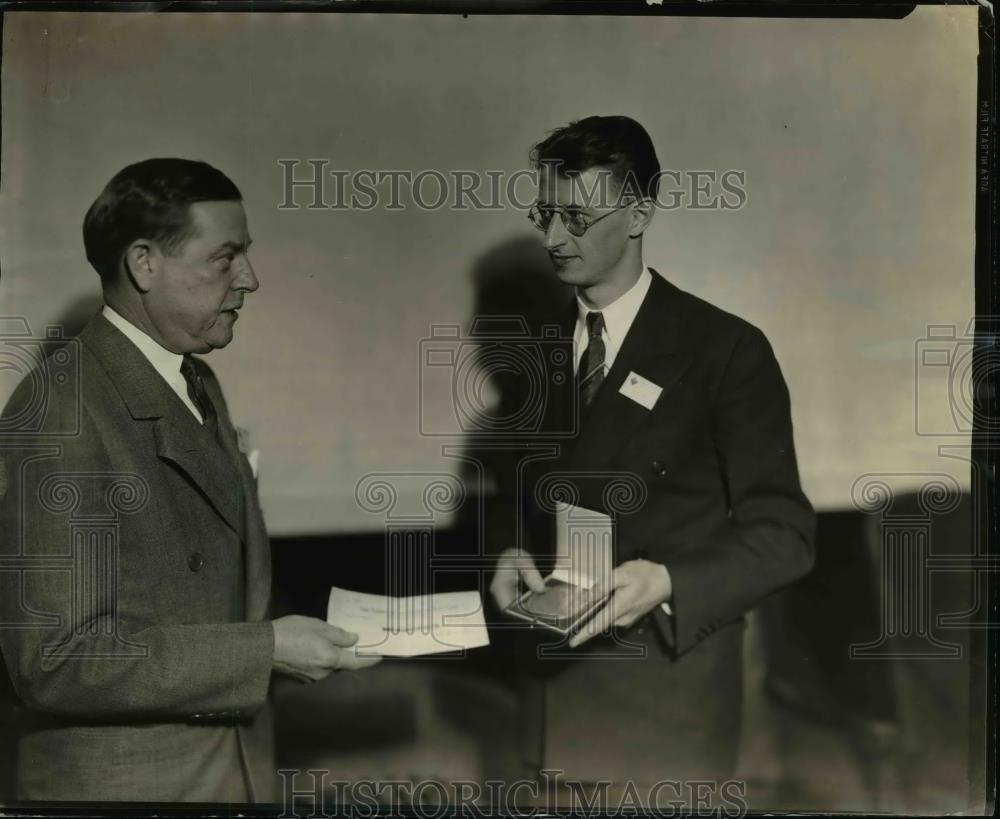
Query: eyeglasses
527 202 631 237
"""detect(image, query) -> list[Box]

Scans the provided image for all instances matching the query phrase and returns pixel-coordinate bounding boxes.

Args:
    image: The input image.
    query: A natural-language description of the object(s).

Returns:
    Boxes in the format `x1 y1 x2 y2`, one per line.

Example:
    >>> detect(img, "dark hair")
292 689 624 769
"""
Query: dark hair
530 115 661 201
83 158 242 284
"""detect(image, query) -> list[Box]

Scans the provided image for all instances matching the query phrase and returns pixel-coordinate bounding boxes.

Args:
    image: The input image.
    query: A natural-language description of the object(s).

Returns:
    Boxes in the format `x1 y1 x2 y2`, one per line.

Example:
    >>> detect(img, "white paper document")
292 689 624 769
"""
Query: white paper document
326 587 490 657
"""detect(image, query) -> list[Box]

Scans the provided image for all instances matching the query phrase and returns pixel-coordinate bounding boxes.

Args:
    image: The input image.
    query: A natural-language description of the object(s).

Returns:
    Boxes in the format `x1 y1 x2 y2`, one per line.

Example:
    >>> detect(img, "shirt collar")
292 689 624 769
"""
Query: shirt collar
575 267 653 349
101 304 185 386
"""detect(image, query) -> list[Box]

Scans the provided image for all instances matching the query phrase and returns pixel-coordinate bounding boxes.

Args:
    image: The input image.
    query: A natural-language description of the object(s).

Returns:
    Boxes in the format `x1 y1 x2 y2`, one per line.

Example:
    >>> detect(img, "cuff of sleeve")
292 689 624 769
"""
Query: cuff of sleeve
651 603 676 653
234 620 275 715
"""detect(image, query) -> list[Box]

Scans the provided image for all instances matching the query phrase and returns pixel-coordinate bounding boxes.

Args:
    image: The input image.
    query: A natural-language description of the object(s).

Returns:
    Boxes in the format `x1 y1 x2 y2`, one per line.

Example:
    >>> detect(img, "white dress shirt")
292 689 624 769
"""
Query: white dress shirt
101 305 204 422
573 267 652 375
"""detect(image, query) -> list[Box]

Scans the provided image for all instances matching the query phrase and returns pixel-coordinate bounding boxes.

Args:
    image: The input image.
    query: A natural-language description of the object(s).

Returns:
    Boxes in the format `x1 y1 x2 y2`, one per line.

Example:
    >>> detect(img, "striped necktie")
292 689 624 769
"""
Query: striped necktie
579 311 606 411
180 355 220 443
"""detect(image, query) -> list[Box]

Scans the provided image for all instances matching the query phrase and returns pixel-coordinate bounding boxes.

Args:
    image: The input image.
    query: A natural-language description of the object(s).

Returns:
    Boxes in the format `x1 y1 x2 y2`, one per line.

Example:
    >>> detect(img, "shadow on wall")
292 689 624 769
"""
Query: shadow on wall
0 292 104 420
451 235 570 539
0 292 104 798
53 292 105 339
468 235 568 328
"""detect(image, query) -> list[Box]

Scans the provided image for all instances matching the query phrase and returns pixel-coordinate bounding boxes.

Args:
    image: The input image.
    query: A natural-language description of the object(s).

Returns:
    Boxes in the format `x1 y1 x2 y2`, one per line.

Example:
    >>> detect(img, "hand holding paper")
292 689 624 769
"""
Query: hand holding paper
327 587 489 657
271 614 382 682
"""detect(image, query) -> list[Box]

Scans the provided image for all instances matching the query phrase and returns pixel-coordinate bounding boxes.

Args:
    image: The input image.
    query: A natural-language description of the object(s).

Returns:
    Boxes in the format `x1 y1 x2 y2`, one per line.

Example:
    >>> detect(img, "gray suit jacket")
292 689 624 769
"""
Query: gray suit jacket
0 313 276 803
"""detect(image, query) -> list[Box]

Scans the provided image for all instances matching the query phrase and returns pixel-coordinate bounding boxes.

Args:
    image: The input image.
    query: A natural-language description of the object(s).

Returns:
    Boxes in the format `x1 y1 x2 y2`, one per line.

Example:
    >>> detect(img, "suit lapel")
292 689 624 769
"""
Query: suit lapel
566 271 695 472
152 413 245 539
80 314 245 538
204 375 270 620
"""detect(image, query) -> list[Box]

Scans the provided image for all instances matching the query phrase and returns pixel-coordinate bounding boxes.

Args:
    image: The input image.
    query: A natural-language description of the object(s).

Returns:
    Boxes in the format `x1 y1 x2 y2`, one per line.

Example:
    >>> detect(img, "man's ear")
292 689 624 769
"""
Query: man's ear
123 240 157 293
627 197 655 239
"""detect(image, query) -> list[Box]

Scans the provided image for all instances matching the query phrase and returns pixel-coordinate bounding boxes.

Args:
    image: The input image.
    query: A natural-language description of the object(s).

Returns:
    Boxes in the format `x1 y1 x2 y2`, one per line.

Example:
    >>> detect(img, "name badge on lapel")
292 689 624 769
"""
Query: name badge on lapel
619 371 663 411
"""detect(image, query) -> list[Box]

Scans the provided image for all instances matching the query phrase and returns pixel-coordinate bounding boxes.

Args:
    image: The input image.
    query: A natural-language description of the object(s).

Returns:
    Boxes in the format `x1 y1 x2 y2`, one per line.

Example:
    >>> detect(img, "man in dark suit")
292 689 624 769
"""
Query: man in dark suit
0 159 379 803
489 116 815 800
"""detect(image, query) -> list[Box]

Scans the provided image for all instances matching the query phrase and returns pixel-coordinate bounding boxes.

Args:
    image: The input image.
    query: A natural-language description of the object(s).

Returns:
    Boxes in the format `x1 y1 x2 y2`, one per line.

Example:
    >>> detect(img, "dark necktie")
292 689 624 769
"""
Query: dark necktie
578 311 606 411
180 355 219 442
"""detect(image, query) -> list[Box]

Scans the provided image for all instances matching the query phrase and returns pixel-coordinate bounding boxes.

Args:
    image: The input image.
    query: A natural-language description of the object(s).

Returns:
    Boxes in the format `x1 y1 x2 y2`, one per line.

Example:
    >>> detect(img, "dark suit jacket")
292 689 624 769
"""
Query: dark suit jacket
490 271 816 784
0 313 276 803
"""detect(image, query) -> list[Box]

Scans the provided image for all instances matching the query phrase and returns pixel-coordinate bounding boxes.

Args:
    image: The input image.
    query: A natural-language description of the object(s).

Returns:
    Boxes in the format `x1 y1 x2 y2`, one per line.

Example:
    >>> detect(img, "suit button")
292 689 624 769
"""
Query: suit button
187 552 205 572
651 460 667 477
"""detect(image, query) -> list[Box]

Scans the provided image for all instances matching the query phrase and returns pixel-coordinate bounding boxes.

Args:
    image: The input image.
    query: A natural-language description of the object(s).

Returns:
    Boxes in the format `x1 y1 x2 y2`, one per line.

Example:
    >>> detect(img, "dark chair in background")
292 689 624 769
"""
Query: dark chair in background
757 490 975 813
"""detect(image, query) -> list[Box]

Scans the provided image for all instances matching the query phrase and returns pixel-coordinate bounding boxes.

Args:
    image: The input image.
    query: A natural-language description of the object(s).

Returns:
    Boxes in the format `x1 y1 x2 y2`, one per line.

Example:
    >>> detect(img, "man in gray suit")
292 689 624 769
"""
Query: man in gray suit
0 158 379 803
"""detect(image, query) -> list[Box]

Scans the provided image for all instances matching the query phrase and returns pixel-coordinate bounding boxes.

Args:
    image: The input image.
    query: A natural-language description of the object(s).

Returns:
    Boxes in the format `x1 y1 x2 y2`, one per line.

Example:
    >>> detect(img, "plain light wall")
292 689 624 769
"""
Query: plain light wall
0 9 978 534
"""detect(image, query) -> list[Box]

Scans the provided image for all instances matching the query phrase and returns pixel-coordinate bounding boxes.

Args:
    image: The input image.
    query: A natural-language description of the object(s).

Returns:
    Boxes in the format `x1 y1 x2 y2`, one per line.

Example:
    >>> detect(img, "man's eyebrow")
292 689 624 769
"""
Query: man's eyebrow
536 202 584 211
209 238 253 256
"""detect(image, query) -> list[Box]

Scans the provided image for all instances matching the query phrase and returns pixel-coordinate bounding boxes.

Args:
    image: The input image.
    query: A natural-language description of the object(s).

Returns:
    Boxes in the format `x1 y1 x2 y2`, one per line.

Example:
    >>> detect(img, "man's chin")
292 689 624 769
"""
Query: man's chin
553 265 593 287
198 329 235 352
201 314 240 350
209 332 235 350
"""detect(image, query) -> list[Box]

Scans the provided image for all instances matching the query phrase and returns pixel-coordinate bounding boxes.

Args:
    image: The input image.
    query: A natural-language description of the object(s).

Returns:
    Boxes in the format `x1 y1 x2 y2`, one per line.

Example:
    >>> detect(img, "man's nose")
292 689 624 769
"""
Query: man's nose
543 213 569 251
236 257 260 293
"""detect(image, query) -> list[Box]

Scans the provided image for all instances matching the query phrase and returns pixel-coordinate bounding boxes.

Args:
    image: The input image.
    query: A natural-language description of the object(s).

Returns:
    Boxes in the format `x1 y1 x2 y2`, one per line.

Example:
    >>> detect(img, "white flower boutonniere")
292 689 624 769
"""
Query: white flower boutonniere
235 426 260 480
